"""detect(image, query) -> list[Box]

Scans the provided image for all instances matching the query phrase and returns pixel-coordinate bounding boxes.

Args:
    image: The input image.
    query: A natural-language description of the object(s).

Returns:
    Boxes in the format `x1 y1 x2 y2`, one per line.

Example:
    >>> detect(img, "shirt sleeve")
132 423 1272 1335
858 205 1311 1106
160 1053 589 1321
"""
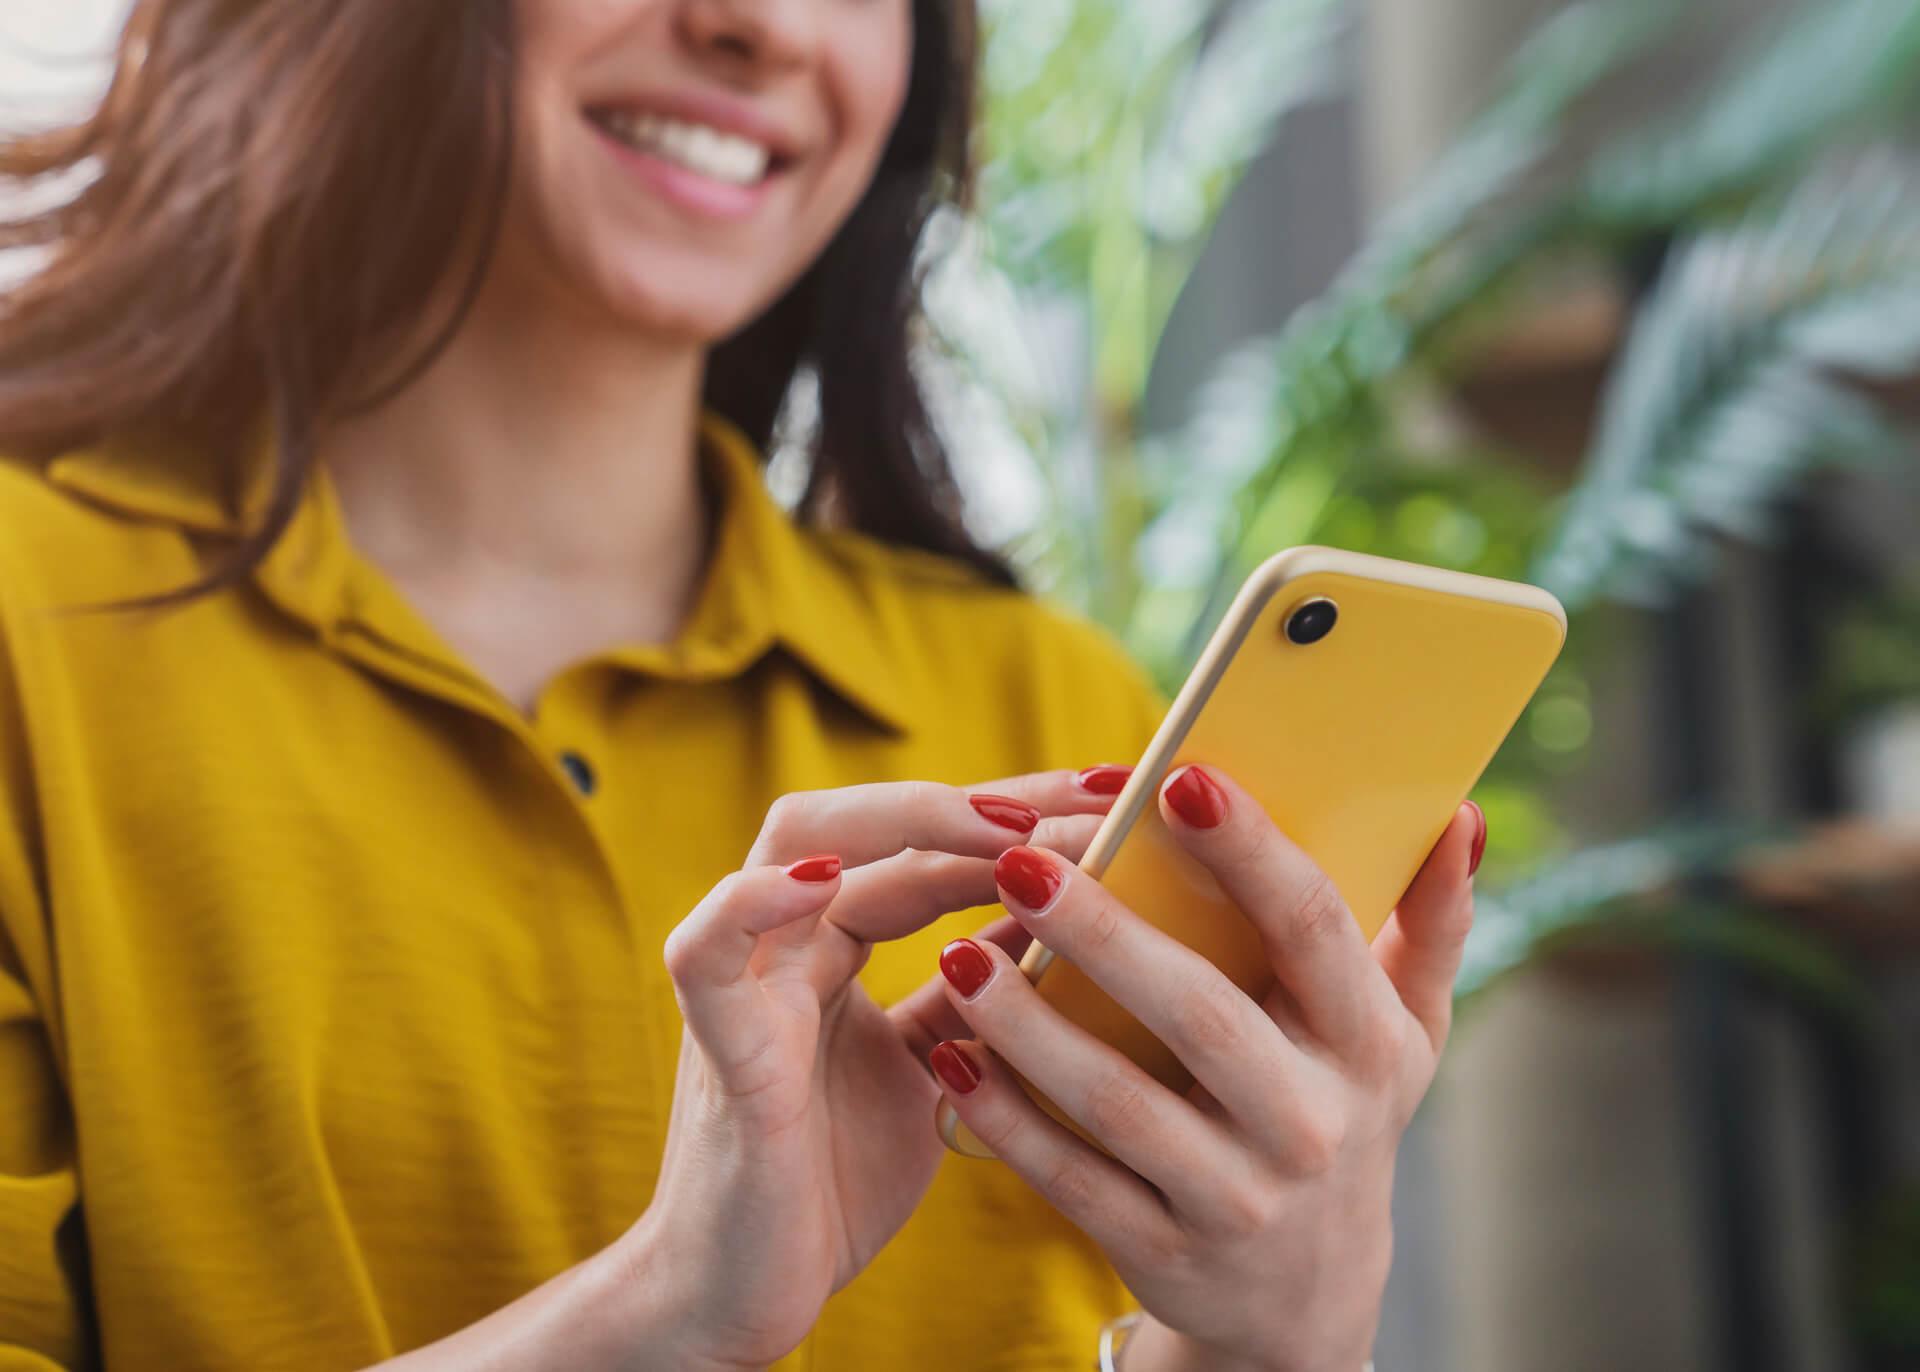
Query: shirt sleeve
0 599 88 1370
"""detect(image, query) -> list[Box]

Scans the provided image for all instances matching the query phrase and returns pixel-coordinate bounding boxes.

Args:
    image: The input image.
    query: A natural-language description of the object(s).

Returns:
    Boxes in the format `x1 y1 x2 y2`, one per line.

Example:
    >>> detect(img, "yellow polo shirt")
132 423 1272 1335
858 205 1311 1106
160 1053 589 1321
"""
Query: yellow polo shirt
0 415 1166 1371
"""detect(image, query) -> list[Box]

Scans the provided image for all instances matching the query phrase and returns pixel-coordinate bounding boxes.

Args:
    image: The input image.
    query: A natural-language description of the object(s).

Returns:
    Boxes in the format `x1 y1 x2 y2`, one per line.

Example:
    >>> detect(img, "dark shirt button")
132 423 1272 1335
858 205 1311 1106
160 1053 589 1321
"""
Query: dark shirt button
558 750 597 797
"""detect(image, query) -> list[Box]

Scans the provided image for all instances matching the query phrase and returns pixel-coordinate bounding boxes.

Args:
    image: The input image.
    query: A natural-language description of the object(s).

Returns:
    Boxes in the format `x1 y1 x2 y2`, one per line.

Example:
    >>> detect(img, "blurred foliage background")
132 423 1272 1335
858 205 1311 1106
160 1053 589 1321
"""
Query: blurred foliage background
923 2 1920 1362
923 0 1920 992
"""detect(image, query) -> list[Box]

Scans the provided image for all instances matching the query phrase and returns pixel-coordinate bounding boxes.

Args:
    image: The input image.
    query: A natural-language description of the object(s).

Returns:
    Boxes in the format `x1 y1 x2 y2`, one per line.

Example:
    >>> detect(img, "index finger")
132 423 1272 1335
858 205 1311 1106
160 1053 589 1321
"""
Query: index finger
746 781 1040 870
745 766 1133 871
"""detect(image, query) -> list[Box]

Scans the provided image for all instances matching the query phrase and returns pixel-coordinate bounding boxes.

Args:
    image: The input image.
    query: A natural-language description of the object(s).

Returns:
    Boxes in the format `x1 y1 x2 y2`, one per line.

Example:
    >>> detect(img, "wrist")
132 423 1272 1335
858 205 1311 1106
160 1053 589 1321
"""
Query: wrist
1119 1316 1267 1372
1120 1313 1371 1372
599 1224 753 1372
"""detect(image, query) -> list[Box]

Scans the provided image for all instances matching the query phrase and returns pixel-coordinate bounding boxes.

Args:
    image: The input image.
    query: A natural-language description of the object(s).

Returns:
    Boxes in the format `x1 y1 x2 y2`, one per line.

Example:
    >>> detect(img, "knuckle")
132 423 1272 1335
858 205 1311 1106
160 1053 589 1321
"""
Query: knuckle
1286 1110 1346 1176
1355 1007 1410 1080
1042 1154 1099 1217
1289 868 1351 946
1173 975 1248 1057
899 778 946 814
1218 1179 1281 1239
1082 1071 1155 1140
661 920 702 984
761 791 812 839
976 1105 1028 1159
1080 896 1124 954
662 871 753 984
1135 1219 1190 1273
1449 888 1478 941
1210 810 1268 870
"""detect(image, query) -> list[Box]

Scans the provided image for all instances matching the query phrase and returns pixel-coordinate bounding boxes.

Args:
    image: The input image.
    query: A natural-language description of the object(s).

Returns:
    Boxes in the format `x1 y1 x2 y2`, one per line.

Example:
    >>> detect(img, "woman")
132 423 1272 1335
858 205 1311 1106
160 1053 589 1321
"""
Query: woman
0 1 1484 1368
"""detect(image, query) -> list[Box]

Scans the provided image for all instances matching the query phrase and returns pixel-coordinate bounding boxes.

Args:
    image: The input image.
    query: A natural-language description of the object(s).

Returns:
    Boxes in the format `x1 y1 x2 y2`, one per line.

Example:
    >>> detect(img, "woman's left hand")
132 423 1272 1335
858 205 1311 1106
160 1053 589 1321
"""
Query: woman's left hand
929 764 1484 1372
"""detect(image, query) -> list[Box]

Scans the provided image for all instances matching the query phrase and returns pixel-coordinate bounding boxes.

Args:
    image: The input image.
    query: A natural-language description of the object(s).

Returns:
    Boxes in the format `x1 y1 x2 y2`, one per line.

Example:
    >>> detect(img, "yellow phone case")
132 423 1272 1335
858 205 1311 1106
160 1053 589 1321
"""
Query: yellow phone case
938 547 1567 1158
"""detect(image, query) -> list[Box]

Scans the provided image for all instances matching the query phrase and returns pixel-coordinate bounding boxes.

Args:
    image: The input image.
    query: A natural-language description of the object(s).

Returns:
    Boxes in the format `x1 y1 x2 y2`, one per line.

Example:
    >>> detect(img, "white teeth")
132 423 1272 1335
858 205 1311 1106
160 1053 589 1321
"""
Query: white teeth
599 111 772 187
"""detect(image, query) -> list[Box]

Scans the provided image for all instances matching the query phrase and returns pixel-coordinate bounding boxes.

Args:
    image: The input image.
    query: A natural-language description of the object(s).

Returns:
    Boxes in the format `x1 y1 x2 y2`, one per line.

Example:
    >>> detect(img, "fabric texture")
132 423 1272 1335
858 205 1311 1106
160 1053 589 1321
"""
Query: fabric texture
0 414 1167 1371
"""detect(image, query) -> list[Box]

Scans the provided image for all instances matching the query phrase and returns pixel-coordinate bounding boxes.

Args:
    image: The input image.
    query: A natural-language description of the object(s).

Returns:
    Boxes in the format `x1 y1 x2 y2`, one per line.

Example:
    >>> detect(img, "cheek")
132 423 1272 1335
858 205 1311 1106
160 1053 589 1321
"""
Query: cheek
803 15 915 231
844 12 915 169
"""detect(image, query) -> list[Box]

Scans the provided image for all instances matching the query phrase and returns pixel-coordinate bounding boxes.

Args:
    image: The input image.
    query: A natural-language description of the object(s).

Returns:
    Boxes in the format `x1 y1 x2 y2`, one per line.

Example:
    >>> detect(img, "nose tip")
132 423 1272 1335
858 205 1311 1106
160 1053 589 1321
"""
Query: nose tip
681 0 819 72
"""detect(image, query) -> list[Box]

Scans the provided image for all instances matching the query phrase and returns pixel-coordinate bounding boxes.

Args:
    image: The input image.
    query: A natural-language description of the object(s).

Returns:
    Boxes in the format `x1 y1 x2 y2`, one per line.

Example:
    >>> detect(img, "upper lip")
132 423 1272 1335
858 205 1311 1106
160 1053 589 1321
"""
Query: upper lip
588 88 807 163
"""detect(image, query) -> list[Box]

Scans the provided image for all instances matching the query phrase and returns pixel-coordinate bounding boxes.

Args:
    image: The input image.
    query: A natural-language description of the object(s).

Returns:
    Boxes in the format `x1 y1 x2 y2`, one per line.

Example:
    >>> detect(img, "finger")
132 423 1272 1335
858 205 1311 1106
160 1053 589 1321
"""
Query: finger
936 936 1245 1225
828 813 1105 947
990 844 1310 1144
1373 801 1480 1054
661 858 843 1082
800 817 1107 997
1159 765 1401 1058
746 781 1044 870
964 764 1137 816
1031 811 1108 864
888 915 1032 1060
927 1037 1182 1261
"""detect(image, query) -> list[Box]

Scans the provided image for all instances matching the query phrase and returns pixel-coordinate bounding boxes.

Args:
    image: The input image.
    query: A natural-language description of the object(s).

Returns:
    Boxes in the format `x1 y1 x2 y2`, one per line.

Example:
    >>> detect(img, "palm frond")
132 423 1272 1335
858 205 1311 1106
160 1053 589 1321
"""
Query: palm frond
1458 823 1768 999
1148 0 1678 667
1139 0 1350 243
1583 0 1920 229
1534 154 1920 611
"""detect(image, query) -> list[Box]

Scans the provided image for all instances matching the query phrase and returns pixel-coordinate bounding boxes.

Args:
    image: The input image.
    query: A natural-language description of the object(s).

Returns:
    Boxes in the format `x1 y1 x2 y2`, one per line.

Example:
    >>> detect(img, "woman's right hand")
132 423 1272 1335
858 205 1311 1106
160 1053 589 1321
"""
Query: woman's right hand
617 770 1128 1371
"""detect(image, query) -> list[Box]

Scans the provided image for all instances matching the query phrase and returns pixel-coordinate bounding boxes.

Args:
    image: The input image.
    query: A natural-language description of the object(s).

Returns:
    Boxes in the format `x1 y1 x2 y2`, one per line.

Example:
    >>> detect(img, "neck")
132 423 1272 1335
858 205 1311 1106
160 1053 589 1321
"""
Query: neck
321 272 710 596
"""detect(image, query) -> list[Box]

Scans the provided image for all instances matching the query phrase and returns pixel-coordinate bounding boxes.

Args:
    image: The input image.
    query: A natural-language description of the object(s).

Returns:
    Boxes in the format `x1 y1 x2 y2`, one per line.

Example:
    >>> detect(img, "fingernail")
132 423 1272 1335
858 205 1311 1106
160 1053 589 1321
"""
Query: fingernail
939 937 994 999
1075 764 1132 795
930 1040 981 1095
995 845 1064 914
785 854 841 883
1163 765 1227 829
970 793 1040 832
1466 801 1488 877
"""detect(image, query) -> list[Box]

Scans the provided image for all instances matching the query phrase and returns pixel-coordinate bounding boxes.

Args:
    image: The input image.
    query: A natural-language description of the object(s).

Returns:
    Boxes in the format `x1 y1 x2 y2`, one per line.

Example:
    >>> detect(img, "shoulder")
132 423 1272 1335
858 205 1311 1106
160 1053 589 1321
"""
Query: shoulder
805 526 1168 767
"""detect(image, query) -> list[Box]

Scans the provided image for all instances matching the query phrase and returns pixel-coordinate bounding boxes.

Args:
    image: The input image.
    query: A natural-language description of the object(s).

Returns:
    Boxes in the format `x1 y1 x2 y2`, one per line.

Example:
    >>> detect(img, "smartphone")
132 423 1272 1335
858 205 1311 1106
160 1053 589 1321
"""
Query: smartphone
937 546 1567 1158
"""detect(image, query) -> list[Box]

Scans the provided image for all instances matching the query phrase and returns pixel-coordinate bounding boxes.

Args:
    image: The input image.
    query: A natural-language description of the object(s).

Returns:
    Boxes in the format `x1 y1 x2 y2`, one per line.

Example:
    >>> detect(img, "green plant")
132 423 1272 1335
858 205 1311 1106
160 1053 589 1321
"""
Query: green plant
943 8 1920 1352
1854 1182 1920 1356
942 0 1920 918
1819 580 1920 724
1534 156 1920 612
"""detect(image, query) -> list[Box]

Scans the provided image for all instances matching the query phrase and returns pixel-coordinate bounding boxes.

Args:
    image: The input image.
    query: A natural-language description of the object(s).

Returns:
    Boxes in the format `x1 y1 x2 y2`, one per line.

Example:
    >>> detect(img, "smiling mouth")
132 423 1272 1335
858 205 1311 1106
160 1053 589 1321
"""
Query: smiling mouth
586 107 791 188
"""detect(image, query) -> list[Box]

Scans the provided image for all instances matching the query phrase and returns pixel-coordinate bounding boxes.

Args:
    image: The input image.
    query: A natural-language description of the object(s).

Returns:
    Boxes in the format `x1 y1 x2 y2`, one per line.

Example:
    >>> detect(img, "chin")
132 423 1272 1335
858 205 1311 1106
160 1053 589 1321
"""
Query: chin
587 249 784 346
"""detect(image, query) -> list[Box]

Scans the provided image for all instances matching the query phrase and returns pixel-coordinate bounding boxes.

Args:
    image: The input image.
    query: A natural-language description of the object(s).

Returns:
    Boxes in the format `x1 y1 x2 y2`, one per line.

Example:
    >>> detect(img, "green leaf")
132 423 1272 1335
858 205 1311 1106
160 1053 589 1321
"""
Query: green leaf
1534 157 1920 611
1145 0 1678 666
1457 823 1772 1000
1139 0 1349 243
1583 0 1920 228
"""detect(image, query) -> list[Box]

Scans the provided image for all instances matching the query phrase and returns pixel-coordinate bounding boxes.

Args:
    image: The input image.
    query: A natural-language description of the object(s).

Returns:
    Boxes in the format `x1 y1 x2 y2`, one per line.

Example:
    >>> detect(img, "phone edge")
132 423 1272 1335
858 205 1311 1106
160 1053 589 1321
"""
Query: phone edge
1020 547 1563 983
937 548 1565 1157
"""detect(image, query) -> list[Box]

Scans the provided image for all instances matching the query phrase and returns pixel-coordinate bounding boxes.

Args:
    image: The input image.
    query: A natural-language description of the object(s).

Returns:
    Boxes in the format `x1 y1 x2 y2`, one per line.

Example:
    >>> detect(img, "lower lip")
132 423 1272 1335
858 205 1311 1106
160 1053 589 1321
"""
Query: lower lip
591 122 777 222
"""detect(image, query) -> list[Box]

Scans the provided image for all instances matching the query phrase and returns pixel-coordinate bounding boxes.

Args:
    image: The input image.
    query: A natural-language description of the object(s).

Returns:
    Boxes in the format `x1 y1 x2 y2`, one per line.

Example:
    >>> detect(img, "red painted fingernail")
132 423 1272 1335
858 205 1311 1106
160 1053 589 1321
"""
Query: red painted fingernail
995 845 1064 914
785 854 841 883
1466 801 1488 877
930 1040 981 1095
1163 766 1227 829
1075 764 1132 795
970 793 1040 832
939 938 994 999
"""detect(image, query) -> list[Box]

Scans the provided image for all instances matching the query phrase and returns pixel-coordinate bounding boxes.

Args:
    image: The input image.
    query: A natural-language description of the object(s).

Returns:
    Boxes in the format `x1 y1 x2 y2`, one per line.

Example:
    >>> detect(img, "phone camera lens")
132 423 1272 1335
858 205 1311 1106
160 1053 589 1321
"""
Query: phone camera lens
1284 598 1338 646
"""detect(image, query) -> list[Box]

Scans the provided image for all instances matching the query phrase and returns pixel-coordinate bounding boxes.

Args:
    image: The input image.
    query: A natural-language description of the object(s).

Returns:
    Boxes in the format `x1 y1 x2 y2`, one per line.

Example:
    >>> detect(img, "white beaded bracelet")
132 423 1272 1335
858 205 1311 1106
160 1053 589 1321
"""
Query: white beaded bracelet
1095 1312 1374 1372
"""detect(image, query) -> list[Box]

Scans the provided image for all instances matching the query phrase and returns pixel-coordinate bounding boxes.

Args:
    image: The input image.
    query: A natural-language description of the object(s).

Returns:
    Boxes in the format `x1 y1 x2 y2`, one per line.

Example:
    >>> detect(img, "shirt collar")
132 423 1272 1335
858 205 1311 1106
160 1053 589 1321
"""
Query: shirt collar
41 412 917 735
621 412 917 735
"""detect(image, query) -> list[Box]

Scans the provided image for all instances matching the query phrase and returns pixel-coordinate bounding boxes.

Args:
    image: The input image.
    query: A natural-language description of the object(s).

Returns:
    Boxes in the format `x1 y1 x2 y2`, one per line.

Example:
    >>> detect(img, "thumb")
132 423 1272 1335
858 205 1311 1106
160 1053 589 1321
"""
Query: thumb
663 858 843 1080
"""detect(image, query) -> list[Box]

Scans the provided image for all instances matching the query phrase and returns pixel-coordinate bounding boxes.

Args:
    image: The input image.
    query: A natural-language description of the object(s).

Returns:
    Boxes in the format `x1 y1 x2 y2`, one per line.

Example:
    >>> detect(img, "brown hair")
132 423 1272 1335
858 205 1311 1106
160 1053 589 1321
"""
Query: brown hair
0 0 1007 606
